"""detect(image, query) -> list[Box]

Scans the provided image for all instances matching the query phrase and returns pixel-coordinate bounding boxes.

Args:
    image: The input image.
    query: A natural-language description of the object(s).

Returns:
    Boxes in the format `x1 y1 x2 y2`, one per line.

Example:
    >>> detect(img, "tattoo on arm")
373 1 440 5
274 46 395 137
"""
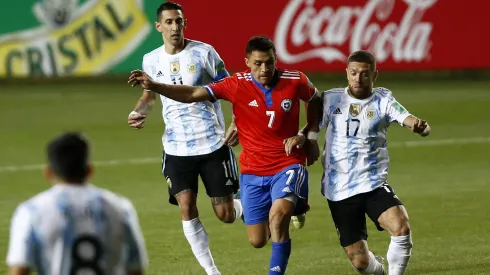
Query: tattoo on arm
211 196 233 205
134 99 152 115
133 90 156 115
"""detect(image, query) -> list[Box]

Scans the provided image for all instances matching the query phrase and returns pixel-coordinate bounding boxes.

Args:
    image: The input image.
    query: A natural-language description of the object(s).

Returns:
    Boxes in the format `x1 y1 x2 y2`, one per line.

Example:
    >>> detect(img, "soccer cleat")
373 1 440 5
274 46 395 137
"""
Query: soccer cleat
291 213 306 229
374 255 387 275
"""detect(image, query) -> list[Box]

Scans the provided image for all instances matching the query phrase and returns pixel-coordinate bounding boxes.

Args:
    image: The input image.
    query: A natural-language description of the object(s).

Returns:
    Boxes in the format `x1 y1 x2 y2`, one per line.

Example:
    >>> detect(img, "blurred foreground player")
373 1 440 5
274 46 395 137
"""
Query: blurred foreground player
6 132 148 275
127 2 242 274
308 50 431 275
128 36 322 275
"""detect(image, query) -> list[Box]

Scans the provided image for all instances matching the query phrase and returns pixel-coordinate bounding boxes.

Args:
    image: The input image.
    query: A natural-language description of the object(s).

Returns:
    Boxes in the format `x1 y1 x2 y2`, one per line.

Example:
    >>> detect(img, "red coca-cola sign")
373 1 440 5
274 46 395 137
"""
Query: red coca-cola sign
177 0 489 71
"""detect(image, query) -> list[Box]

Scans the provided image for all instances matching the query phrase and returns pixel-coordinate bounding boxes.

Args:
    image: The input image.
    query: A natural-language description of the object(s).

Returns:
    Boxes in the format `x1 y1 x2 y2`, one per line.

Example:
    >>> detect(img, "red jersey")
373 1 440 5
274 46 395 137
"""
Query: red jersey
204 69 318 176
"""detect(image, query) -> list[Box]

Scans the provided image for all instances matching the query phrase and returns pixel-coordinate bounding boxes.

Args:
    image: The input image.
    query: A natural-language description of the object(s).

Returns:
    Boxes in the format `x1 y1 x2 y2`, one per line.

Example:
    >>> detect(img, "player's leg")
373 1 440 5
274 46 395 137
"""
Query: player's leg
327 194 386 275
163 152 221 275
240 173 272 248
199 145 242 223
367 183 412 275
267 164 309 275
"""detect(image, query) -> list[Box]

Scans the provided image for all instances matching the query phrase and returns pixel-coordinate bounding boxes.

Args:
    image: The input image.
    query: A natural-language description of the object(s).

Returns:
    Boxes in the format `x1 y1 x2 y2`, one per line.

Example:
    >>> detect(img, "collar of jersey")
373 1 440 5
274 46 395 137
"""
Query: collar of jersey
344 87 376 102
251 71 279 107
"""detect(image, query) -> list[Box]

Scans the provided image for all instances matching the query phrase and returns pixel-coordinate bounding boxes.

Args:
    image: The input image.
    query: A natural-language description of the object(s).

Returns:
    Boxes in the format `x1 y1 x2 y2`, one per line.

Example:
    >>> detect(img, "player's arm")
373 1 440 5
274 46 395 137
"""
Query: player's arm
128 89 157 129
402 115 431 137
128 58 159 129
7 205 35 275
129 70 211 103
301 74 322 164
204 46 239 146
224 114 239 147
123 200 149 275
128 70 237 104
305 93 322 134
298 73 322 135
133 89 157 115
387 98 431 137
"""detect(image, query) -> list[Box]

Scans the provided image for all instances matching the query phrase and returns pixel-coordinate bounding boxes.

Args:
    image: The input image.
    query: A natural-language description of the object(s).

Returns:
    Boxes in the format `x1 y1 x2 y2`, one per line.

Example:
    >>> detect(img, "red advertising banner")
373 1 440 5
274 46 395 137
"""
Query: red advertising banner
176 0 489 72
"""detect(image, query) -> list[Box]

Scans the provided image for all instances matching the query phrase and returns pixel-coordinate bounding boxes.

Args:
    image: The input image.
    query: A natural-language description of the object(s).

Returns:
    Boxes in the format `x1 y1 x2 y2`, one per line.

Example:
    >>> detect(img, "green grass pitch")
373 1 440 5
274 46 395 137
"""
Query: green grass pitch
0 77 489 274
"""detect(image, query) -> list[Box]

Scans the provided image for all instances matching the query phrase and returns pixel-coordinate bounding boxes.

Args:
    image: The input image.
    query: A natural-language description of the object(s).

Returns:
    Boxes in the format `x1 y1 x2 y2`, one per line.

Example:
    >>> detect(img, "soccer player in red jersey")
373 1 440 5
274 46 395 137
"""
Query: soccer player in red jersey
129 36 321 274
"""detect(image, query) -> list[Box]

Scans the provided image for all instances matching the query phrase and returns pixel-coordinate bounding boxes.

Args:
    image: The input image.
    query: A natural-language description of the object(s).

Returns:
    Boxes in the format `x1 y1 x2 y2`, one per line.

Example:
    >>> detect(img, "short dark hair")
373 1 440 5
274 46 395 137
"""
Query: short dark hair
47 132 90 183
348 50 376 71
157 2 184 20
246 36 276 56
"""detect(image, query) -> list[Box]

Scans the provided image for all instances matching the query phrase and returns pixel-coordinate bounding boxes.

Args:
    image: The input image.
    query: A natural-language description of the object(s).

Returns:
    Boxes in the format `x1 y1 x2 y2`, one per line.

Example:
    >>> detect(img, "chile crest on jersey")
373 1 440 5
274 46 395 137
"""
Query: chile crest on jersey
281 98 293 112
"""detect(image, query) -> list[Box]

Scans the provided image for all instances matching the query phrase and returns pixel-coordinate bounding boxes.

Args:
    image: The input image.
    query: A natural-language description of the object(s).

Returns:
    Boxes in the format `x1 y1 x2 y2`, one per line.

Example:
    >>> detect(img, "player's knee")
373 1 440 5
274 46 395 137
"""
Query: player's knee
248 235 268 248
214 206 235 224
269 200 294 228
269 210 289 229
391 219 411 237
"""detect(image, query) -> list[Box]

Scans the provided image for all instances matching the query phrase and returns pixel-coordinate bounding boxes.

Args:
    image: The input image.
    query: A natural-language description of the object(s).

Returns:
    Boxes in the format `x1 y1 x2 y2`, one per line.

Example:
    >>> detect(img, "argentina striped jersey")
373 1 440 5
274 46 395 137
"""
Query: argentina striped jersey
142 40 229 156
320 87 411 201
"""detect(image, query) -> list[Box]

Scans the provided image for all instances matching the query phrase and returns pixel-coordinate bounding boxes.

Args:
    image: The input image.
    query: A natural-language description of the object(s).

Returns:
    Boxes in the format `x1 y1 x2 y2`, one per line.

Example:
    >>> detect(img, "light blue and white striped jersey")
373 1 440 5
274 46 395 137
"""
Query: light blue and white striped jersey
320 87 411 201
142 39 229 156
6 184 148 275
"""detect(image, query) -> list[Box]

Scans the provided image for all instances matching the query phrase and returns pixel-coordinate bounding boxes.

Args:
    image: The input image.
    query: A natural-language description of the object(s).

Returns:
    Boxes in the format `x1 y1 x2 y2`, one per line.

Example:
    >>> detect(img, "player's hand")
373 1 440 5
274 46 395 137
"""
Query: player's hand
304 139 320 166
411 118 430 136
128 111 146 129
128 70 155 90
283 135 306 156
224 123 239 147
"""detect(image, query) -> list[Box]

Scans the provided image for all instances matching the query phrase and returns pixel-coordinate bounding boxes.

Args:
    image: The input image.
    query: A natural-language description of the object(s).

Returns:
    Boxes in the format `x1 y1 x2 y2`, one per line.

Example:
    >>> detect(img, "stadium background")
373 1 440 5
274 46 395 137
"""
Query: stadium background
0 0 489 274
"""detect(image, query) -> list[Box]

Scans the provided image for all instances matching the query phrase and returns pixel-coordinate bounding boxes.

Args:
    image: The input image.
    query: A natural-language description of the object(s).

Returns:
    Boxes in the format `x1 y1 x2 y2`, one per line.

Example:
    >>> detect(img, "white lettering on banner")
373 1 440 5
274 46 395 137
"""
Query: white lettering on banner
275 0 437 64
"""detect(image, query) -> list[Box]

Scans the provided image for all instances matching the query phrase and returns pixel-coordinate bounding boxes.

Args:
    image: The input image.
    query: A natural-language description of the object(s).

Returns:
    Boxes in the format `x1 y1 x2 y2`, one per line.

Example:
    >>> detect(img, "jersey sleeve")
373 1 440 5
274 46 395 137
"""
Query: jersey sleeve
6 204 36 268
142 56 152 75
299 72 319 102
203 75 238 103
123 200 149 271
205 46 230 82
386 96 411 126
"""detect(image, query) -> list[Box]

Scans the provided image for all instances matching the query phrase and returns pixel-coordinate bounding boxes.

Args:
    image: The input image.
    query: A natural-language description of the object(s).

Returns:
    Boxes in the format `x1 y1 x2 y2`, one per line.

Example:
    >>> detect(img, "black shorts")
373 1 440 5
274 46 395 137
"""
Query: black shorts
162 145 239 205
327 183 403 247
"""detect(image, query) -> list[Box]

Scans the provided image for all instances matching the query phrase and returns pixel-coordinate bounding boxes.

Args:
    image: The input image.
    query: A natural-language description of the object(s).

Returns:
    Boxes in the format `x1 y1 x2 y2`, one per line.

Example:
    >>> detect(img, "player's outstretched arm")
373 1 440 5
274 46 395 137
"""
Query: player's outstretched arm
402 115 431 137
128 89 157 129
128 70 211 103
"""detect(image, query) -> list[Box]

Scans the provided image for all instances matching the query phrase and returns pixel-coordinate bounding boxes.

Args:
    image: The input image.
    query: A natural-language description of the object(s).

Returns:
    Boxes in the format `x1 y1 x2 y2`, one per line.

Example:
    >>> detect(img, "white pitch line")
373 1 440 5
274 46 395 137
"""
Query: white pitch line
0 137 488 173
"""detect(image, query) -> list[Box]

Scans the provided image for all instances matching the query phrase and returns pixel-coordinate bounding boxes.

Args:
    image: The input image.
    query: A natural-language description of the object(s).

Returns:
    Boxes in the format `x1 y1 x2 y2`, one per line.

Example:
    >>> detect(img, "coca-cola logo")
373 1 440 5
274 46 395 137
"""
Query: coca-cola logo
274 0 437 64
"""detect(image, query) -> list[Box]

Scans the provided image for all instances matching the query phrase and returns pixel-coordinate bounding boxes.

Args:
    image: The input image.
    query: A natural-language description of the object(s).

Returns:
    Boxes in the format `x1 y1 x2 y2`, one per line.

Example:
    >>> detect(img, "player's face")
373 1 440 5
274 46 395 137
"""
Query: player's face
155 9 186 46
346 62 378 99
245 50 276 87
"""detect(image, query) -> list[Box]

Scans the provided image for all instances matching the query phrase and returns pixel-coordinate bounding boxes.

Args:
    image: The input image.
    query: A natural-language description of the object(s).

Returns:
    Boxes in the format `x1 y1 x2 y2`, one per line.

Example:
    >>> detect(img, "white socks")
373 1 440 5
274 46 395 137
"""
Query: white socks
181 200 242 274
233 199 243 221
182 218 221 275
387 234 413 275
